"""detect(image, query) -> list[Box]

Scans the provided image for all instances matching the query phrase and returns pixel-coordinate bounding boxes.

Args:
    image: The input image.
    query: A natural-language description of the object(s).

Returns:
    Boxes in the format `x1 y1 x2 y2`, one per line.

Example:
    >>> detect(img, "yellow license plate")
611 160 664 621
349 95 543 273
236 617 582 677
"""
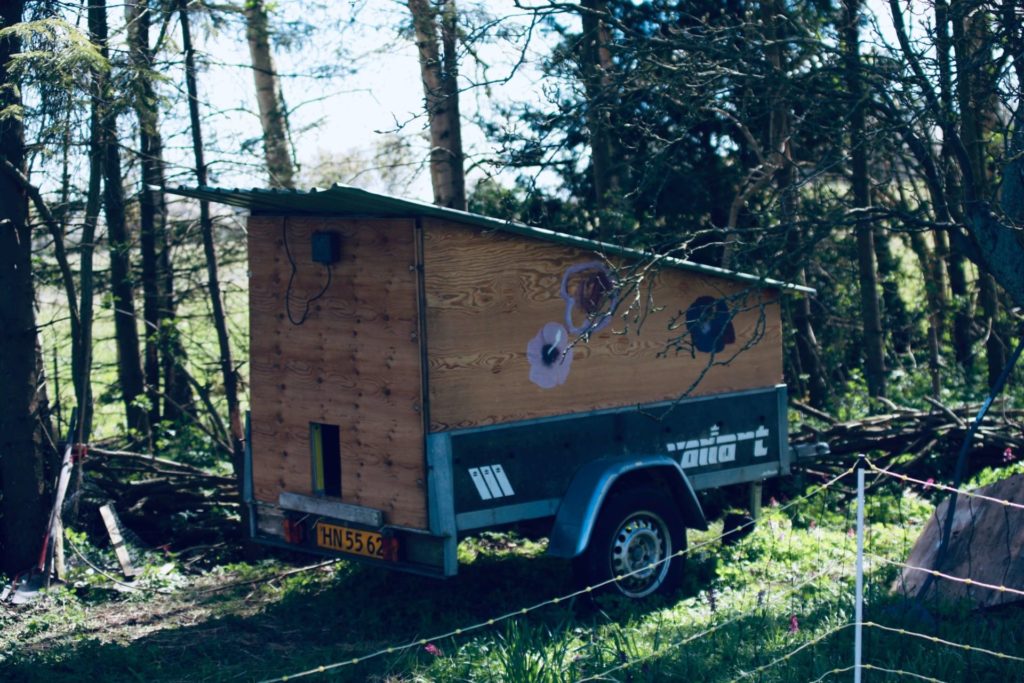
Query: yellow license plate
315 522 389 560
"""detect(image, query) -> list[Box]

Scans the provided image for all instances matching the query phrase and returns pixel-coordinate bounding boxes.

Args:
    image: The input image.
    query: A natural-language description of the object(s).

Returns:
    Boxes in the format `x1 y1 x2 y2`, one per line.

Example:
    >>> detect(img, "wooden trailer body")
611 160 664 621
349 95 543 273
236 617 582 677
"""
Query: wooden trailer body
172 184 814 586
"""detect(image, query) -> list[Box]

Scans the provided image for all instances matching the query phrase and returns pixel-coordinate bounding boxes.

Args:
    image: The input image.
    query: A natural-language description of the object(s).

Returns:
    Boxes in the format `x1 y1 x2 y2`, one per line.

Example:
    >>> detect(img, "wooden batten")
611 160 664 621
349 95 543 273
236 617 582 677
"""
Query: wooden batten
247 216 427 529
422 219 783 431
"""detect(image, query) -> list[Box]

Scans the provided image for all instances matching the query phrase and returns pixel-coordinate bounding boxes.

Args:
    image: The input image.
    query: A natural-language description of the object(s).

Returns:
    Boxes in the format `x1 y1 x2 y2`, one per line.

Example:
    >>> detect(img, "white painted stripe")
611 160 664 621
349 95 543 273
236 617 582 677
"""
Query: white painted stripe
479 466 504 499
468 468 493 500
491 464 515 497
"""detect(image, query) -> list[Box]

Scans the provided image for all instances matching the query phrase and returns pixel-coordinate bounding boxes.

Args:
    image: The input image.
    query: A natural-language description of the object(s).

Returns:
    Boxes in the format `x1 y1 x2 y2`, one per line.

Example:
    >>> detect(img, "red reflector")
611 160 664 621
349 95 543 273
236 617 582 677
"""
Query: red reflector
381 537 400 562
283 519 305 544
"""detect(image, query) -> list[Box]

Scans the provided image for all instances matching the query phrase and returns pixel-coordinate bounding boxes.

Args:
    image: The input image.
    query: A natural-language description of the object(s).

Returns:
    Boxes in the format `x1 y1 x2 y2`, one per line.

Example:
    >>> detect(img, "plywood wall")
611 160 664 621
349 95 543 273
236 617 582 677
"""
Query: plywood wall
248 216 427 529
422 220 783 431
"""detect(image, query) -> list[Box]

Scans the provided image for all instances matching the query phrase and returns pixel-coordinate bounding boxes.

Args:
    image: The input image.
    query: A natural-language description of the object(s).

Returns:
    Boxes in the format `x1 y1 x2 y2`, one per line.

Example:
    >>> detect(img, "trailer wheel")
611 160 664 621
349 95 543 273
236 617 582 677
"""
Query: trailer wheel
575 487 686 599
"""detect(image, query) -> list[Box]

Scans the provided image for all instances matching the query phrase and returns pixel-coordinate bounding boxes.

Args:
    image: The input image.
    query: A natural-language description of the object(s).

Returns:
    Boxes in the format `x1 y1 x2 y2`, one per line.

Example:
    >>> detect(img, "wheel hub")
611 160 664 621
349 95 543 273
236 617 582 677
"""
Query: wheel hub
610 512 671 597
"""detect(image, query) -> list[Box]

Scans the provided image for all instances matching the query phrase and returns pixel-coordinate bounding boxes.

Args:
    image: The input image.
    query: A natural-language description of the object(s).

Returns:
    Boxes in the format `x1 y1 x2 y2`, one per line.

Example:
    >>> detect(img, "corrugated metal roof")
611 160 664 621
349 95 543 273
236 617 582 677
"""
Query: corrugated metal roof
166 183 814 293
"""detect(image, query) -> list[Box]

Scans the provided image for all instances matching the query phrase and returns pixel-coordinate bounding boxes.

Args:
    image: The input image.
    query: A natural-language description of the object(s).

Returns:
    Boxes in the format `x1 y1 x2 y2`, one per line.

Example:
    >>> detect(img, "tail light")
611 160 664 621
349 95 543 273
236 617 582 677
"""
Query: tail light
283 518 305 544
381 537 400 562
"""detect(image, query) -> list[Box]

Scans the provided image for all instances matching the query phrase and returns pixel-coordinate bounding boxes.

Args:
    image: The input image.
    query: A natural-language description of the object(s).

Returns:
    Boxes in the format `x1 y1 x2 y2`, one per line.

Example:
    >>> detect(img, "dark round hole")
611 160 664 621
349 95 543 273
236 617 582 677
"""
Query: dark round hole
542 343 560 366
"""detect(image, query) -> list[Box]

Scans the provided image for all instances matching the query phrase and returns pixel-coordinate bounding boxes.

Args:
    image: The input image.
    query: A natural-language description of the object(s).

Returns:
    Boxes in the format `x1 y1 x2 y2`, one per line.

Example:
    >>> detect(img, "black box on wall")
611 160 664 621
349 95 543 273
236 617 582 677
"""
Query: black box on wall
311 231 341 264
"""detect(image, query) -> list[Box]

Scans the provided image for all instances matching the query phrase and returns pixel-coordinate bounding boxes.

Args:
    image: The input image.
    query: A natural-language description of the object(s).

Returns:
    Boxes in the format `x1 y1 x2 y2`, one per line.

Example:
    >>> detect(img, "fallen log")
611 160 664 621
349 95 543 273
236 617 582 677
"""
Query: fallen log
790 399 1024 482
74 444 241 550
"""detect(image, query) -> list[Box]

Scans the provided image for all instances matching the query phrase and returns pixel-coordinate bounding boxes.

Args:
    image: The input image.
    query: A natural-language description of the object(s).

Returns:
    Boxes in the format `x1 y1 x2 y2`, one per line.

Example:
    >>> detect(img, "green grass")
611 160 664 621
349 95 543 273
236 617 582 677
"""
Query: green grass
3 474 1024 683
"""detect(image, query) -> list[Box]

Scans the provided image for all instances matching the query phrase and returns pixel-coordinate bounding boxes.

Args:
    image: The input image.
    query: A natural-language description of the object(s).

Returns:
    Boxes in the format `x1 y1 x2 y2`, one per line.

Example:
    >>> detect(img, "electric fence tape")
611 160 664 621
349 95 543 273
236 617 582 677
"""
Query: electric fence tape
730 622 856 681
869 462 1024 512
812 664 947 683
868 553 1024 600
857 665 947 683
864 622 1024 663
807 664 857 683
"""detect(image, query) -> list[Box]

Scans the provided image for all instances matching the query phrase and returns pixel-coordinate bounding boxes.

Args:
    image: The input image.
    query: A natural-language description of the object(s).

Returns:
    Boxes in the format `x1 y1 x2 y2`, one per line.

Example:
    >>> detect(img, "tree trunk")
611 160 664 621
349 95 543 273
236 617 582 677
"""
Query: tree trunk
408 0 466 210
580 0 621 219
74 62 105 446
760 0 828 407
54 120 84 439
929 224 950 339
0 0 52 576
179 0 244 473
979 272 1006 388
127 0 165 426
90 0 149 440
875 232 911 352
908 230 943 397
951 6 1009 388
126 0 192 423
245 0 295 189
933 0 974 372
947 243 973 368
844 0 886 397
961 104 1024 311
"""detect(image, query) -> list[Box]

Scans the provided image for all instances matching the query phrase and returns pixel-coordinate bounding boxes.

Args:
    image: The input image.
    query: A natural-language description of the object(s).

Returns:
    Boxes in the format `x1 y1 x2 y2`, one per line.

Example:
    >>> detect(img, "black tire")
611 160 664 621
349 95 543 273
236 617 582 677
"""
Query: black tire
574 487 687 599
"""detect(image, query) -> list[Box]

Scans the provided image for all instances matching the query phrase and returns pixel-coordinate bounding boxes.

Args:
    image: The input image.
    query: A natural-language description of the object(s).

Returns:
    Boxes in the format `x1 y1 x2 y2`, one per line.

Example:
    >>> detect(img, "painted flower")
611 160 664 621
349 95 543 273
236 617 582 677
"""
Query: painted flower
424 643 441 657
561 262 618 335
685 296 736 353
527 322 574 389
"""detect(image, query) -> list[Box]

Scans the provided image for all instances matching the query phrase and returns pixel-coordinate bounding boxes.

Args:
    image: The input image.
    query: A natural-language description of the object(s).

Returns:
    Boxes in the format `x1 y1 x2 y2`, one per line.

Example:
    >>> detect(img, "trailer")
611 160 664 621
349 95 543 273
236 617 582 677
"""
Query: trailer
170 183 821 598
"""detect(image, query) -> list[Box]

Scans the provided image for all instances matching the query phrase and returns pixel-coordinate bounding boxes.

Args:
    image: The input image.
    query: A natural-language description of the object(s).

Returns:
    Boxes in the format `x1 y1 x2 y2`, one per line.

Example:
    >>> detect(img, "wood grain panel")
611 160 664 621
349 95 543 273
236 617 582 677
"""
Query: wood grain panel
423 220 783 431
247 216 426 528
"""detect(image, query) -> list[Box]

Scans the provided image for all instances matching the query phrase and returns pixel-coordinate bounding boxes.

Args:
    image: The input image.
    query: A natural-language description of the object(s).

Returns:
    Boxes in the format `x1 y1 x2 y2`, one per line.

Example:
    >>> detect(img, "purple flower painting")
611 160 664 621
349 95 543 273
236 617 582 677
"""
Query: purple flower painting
560 261 618 335
685 296 736 353
527 322 574 389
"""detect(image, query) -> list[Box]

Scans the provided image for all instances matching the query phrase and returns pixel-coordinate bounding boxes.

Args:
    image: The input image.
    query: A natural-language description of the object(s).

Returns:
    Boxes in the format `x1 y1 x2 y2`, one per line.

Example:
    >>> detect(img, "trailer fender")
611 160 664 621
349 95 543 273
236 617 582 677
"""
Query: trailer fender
546 456 707 559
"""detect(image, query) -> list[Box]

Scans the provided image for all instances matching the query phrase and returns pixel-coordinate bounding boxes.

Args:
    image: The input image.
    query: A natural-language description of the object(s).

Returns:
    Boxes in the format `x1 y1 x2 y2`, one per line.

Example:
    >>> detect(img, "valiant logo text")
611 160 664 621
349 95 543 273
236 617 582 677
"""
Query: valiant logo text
666 425 771 469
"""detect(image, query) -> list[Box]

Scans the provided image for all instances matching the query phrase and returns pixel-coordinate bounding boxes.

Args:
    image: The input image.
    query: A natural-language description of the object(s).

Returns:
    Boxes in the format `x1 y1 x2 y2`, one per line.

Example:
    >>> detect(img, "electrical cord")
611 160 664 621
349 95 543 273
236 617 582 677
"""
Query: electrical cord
282 221 333 326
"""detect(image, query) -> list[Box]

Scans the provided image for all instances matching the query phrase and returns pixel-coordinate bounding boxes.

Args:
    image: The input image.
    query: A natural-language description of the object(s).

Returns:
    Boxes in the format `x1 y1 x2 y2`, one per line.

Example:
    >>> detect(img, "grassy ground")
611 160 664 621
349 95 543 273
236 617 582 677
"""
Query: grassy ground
3 473 1024 683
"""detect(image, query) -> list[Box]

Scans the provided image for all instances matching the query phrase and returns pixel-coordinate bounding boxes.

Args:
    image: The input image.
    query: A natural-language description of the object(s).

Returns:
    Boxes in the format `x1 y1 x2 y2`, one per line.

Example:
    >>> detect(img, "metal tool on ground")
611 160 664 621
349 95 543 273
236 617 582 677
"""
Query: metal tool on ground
3 411 81 604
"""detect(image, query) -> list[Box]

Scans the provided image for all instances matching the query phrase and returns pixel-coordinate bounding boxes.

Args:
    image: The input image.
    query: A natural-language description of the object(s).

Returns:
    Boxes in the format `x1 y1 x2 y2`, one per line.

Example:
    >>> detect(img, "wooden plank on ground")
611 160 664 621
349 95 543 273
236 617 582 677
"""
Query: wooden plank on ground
98 504 139 578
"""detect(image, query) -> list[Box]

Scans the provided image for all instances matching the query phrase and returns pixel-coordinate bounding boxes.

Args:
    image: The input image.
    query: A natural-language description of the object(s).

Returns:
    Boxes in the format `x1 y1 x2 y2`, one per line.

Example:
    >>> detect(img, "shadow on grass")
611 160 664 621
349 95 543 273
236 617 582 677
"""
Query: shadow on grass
2 548 657 683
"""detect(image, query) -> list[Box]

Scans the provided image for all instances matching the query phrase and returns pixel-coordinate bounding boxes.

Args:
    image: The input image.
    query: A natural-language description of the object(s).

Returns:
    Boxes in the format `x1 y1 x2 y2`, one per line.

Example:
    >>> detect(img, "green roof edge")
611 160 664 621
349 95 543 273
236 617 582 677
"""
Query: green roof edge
166 183 815 294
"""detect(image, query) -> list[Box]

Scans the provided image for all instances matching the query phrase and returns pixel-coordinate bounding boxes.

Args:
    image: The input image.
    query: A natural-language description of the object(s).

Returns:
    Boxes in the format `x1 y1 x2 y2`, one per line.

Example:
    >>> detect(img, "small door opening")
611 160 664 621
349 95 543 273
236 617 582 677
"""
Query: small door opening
310 422 341 497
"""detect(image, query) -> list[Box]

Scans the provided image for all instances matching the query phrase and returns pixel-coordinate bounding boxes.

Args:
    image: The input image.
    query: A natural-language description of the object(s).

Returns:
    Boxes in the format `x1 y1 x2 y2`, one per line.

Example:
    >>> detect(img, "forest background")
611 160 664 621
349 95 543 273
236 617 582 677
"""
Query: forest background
2 0 1024 590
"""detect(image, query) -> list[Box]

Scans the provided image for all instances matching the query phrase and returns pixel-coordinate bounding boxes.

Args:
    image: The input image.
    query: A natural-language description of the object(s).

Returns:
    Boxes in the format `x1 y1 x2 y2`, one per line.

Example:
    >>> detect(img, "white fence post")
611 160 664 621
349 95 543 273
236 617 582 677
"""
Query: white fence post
855 454 866 683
